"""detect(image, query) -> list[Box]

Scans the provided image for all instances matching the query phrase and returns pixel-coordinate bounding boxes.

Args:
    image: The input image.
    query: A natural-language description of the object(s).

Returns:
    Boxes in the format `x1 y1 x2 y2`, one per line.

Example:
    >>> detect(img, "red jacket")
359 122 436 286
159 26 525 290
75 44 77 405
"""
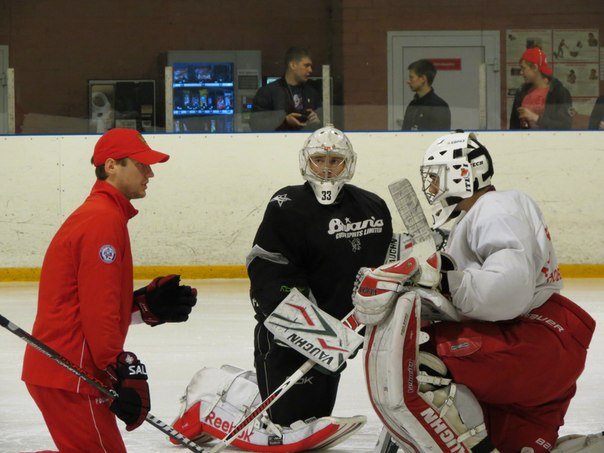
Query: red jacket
22 180 138 395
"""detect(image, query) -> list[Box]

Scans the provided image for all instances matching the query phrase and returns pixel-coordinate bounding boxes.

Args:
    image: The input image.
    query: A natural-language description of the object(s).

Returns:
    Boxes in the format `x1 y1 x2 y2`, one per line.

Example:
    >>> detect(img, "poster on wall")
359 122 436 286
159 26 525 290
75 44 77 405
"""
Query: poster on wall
554 62 599 97
506 30 553 62
552 30 599 62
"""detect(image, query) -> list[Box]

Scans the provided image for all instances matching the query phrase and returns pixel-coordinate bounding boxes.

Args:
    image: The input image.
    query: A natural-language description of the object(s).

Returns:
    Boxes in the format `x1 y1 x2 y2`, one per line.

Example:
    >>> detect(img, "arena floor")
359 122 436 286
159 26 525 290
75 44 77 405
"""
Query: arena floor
1 278 602 452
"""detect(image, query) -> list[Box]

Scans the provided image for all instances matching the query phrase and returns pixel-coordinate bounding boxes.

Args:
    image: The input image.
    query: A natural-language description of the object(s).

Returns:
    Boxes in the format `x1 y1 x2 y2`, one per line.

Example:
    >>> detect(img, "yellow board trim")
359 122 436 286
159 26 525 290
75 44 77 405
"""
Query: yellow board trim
0 264 602 282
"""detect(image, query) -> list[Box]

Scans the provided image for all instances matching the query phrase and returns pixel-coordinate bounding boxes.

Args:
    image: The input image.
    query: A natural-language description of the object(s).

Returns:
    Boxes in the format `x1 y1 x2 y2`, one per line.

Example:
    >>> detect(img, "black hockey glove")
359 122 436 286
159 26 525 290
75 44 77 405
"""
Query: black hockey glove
134 274 197 326
106 351 150 431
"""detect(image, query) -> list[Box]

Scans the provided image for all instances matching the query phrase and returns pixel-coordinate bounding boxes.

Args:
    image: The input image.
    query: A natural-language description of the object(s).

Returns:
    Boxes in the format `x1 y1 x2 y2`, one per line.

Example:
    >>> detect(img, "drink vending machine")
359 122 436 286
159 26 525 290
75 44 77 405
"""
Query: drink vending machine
166 50 261 133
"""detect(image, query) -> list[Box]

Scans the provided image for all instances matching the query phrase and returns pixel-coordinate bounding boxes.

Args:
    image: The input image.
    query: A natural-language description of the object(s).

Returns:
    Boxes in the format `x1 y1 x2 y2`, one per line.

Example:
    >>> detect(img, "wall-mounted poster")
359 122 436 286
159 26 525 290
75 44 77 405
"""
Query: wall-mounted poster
552 30 599 62
506 30 553 63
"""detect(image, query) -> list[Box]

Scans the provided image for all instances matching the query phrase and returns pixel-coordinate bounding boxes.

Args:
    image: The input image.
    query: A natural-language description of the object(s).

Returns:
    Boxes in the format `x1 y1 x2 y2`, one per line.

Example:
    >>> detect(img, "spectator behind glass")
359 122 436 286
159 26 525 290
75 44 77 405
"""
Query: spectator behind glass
510 47 573 130
250 47 322 132
588 95 604 130
401 59 451 131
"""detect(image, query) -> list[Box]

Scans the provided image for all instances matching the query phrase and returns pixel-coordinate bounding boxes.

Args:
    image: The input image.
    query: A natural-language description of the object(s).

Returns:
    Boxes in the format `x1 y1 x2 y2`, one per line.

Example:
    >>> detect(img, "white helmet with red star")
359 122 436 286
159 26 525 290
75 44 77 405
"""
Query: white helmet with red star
420 131 494 228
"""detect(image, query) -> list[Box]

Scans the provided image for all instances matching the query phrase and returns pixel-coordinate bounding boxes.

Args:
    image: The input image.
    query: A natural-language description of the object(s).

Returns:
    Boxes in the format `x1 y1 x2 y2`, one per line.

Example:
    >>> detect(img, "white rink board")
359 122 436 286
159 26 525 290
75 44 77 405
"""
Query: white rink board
0 131 602 268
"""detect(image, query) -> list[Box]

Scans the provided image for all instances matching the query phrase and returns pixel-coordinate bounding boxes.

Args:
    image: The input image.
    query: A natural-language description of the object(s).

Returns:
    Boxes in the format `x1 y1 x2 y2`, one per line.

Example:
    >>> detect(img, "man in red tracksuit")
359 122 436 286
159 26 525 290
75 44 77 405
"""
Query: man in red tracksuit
22 128 197 453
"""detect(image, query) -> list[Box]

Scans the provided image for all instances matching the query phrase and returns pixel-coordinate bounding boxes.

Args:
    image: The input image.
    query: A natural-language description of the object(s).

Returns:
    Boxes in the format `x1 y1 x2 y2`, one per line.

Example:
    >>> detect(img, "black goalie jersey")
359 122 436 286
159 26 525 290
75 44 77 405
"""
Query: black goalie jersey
247 182 393 322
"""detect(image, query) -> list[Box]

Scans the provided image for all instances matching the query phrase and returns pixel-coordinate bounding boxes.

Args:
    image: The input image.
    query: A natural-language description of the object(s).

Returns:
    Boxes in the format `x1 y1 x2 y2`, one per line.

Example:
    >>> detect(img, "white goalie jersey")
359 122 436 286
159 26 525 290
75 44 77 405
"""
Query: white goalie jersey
445 190 563 322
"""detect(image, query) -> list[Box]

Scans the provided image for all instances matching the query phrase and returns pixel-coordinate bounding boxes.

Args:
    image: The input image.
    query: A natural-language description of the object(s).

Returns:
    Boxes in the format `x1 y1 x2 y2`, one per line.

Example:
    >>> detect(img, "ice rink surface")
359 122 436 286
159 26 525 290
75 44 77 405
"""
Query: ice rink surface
1 278 603 452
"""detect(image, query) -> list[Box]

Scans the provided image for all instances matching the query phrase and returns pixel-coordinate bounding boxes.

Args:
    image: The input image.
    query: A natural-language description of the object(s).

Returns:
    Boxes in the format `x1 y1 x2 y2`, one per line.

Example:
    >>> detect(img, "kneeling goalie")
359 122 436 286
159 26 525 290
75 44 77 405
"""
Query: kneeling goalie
353 132 599 453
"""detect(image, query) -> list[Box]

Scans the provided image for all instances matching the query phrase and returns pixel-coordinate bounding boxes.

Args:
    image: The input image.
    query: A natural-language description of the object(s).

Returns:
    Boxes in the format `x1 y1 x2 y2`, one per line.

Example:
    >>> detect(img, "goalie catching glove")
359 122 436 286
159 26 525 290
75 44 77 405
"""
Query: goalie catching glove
353 252 459 325
134 274 198 326
106 351 150 431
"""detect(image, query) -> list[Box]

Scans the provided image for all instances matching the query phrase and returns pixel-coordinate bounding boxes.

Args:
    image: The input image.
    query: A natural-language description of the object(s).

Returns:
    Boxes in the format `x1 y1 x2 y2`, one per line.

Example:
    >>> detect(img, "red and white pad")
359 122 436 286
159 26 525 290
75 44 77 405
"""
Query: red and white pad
364 291 491 452
171 364 366 452
353 258 419 326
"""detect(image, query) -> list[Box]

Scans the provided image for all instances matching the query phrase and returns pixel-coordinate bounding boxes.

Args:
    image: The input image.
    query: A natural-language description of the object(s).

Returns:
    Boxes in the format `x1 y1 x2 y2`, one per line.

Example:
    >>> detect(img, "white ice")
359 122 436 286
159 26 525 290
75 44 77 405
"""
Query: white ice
1 279 603 452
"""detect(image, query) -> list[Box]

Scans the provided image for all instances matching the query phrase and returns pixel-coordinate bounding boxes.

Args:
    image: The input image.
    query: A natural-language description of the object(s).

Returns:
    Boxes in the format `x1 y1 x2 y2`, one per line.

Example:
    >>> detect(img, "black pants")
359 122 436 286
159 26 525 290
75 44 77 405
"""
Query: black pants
253 323 340 427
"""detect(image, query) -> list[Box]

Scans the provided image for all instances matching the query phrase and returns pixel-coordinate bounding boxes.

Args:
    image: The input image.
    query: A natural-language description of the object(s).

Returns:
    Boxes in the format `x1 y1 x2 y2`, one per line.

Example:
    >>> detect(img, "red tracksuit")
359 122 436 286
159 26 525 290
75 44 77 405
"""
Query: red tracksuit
22 180 138 452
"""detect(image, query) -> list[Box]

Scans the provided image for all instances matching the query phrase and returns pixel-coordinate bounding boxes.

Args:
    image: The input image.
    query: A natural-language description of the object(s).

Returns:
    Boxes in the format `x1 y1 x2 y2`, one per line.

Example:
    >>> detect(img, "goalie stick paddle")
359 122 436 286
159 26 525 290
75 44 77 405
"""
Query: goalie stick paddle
208 309 363 453
0 313 206 453
388 178 436 261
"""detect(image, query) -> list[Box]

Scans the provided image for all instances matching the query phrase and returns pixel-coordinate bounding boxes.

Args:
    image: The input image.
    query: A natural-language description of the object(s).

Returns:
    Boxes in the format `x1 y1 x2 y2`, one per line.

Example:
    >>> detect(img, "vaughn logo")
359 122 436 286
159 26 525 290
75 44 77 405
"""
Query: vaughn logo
265 291 363 373
328 216 384 239
420 407 468 452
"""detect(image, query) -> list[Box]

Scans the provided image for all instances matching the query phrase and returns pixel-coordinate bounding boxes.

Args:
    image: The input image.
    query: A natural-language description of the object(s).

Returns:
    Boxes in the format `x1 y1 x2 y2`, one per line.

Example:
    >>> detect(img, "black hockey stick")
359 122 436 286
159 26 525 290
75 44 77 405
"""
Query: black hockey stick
0 313 206 453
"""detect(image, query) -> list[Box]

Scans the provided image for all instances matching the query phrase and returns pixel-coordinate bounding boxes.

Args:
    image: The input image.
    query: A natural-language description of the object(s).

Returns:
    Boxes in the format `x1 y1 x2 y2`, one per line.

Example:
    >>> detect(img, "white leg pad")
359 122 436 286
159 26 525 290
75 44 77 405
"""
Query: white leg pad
170 364 366 451
364 291 491 452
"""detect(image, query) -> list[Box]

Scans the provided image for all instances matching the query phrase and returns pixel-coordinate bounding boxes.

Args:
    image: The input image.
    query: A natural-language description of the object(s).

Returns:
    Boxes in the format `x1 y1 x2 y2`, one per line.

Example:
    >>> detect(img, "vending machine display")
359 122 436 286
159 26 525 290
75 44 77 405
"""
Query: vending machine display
166 50 261 133
172 62 235 133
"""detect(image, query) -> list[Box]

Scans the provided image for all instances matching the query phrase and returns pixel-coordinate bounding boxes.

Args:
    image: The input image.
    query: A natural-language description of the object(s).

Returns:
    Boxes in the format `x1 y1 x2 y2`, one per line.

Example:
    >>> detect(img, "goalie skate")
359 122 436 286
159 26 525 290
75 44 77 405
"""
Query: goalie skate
171 364 366 452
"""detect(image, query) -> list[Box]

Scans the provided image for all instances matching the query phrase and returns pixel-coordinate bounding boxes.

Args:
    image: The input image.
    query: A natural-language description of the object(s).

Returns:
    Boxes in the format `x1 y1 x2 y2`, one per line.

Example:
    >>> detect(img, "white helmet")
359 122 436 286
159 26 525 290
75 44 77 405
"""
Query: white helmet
299 126 357 205
420 131 494 228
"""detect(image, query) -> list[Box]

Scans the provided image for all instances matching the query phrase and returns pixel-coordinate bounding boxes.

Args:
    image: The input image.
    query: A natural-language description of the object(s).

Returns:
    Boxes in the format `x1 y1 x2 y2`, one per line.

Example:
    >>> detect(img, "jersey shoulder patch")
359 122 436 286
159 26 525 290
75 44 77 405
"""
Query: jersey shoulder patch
99 244 117 264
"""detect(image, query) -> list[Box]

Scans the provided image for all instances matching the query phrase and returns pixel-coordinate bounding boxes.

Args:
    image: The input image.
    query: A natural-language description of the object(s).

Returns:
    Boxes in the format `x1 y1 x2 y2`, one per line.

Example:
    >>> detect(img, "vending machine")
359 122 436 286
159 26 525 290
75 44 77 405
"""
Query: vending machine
166 50 261 133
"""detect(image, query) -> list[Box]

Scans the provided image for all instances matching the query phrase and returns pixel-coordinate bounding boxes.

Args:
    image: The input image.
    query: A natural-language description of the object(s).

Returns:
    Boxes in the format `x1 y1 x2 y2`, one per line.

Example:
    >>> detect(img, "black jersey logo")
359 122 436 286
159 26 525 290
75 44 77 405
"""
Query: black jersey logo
327 216 384 240
270 194 291 207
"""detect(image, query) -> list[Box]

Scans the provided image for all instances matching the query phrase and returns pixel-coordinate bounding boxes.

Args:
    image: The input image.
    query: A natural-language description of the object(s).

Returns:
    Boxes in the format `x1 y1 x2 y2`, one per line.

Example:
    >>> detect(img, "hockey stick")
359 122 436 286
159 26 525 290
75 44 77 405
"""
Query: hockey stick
388 178 435 261
0 313 206 453
208 309 363 453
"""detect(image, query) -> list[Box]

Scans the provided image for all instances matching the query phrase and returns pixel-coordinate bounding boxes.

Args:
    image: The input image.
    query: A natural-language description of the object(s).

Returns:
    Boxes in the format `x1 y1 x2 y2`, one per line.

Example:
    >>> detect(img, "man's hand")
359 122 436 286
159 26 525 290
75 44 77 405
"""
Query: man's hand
285 112 308 127
134 275 197 326
106 352 150 431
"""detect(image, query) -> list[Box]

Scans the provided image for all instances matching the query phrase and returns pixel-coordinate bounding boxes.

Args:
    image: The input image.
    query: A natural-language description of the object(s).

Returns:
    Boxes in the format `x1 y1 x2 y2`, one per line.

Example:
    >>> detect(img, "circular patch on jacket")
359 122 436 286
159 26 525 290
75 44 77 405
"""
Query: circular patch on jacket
99 244 117 264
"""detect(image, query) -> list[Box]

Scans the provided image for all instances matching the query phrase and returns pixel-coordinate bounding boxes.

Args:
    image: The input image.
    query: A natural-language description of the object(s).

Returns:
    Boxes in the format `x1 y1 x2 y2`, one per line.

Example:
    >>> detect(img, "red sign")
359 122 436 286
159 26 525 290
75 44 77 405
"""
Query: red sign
431 58 462 71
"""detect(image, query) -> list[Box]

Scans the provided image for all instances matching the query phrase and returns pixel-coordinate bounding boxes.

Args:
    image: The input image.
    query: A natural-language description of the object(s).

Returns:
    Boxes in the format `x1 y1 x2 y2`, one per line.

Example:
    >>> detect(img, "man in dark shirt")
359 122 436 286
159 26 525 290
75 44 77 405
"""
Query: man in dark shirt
402 59 451 131
246 126 392 426
250 47 322 131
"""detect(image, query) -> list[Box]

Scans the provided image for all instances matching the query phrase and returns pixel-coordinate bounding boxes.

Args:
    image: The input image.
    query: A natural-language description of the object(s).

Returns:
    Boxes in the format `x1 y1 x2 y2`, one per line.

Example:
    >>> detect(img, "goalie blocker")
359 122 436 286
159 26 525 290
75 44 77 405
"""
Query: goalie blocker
170 365 366 452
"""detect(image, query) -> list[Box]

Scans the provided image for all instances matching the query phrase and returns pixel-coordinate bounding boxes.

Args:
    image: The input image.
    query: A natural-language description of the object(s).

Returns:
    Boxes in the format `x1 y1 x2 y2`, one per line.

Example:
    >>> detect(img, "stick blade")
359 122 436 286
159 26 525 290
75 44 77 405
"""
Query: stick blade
388 178 433 244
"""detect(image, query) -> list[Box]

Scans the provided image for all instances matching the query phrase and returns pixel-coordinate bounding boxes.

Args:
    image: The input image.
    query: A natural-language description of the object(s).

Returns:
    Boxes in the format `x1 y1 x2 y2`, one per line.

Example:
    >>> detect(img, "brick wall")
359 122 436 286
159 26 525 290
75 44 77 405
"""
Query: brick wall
1 0 603 132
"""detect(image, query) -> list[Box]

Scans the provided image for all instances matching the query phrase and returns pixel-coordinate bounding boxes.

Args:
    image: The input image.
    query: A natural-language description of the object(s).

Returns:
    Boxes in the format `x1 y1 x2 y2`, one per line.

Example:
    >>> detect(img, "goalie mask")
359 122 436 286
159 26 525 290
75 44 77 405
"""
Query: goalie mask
420 131 494 228
299 126 357 205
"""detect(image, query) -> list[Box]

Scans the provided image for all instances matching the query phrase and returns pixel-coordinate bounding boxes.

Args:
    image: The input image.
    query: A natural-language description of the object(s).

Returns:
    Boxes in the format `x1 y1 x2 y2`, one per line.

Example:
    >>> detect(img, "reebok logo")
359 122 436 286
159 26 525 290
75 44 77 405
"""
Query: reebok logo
204 411 253 443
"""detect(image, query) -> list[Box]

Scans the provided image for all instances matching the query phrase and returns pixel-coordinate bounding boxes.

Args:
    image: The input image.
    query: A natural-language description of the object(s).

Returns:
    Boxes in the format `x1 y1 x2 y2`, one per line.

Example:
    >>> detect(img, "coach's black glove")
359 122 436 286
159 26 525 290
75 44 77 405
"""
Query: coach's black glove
107 351 150 431
134 274 197 326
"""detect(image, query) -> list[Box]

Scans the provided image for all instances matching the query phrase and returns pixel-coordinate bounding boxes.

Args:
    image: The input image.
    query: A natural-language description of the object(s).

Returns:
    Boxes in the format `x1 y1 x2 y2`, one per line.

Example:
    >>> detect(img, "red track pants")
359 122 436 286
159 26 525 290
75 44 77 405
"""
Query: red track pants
26 384 126 453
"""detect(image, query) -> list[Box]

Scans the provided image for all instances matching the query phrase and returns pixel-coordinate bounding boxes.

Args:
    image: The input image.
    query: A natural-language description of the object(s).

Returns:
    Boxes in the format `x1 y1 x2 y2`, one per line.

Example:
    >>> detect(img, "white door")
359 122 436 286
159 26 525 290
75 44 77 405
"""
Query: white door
388 31 501 131
0 46 7 134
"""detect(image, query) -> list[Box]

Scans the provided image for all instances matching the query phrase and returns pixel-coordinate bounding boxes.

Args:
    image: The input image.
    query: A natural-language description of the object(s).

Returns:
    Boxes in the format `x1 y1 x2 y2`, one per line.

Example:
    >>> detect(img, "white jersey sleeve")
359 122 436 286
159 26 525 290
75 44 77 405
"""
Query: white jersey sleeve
445 191 562 321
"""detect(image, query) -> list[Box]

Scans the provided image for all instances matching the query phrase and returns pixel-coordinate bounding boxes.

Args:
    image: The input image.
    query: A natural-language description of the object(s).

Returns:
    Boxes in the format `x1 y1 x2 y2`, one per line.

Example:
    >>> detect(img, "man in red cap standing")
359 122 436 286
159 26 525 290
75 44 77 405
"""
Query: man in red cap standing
510 47 573 129
22 128 198 452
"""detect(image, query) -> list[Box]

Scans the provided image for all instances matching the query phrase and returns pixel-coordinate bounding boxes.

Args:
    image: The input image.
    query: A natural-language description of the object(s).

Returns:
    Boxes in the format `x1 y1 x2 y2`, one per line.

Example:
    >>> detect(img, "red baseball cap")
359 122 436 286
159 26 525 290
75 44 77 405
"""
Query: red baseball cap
521 47 553 76
92 128 170 166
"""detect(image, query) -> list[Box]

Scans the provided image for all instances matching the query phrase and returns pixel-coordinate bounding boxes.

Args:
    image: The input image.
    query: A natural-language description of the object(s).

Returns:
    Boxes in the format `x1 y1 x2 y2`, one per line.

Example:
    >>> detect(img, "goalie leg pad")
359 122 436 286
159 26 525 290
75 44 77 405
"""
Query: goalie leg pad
171 364 366 452
364 291 492 452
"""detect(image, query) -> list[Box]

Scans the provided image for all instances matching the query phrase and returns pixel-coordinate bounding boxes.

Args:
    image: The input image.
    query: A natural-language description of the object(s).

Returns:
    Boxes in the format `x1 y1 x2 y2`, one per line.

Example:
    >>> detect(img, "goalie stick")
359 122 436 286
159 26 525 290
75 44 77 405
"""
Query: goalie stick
207 308 363 453
0 313 206 453
388 178 436 261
